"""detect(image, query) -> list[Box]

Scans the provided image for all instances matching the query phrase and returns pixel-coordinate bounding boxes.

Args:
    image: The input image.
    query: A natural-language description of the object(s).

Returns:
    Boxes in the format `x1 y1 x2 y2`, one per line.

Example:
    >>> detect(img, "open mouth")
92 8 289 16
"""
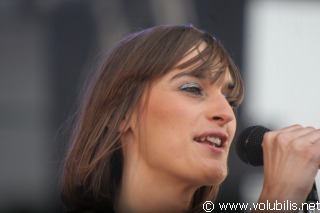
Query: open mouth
194 136 222 147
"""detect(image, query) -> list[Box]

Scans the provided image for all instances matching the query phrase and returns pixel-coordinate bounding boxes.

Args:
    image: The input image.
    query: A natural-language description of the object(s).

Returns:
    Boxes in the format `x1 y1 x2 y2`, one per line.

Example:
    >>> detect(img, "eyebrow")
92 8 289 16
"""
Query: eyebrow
170 69 208 81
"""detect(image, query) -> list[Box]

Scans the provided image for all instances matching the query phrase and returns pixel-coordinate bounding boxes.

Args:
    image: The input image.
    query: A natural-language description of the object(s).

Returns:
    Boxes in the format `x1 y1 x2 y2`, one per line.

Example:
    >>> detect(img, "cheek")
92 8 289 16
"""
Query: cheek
229 121 237 140
146 93 194 136
137 89 196 161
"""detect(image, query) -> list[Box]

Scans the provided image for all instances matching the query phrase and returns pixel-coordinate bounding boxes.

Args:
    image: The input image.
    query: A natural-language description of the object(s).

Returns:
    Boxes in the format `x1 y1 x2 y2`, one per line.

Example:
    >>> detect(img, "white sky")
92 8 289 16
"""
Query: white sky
243 0 320 129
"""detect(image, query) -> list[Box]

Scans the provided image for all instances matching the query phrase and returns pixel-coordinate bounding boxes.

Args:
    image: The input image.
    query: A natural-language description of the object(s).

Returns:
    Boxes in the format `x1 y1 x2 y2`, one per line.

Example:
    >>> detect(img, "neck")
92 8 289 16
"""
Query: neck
115 161 198 213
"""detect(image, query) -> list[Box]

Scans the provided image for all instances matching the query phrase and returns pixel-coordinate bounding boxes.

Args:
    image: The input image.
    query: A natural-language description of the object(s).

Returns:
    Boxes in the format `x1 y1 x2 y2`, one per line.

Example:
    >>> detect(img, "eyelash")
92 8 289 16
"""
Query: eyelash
179 82 203 95
179 82 239 111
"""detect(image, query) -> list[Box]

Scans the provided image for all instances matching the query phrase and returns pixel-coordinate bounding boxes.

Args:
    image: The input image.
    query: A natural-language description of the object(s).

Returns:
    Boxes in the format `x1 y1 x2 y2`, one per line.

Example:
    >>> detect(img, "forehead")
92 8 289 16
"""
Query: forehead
168 43 234 86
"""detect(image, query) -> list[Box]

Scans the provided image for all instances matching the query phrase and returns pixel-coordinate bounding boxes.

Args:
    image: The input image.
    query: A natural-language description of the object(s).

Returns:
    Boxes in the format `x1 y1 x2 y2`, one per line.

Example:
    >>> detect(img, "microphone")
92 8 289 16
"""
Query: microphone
235 125 270 166
235 125 319 205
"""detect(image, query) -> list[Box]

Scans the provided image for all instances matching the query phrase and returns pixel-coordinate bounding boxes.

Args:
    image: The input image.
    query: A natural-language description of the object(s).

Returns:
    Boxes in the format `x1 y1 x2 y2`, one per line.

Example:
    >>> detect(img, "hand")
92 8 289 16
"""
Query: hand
256 125 320 212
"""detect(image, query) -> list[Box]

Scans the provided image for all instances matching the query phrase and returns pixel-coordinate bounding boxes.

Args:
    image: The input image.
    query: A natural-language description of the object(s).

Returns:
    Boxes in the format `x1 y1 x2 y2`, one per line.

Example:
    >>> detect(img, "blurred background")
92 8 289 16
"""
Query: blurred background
1 0 319 212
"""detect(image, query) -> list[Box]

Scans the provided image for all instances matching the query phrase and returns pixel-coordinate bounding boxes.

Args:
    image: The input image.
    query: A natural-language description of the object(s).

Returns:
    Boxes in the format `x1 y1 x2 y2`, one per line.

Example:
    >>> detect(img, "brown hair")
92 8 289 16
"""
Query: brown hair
61 24 244 212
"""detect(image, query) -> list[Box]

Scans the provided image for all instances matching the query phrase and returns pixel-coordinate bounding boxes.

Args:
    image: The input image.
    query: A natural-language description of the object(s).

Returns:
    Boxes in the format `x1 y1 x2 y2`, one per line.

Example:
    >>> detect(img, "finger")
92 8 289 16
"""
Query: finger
262 125 317 156
262 124 303 143
295 128 320 145
262 126 317 163
284 126 317 141
292 132 320 171
307 137 320 170
264 124 305 143
277 124 305 133
271 126 316 145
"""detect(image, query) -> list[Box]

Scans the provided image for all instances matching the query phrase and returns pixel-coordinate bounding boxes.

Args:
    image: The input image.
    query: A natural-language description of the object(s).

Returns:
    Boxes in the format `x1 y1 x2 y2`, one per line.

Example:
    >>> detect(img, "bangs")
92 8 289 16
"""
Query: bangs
175 38 244 108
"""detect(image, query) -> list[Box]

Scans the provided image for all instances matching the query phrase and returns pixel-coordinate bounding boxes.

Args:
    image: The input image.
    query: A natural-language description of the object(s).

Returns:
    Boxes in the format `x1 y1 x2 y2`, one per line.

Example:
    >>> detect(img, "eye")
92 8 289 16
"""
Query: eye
179 82 203 95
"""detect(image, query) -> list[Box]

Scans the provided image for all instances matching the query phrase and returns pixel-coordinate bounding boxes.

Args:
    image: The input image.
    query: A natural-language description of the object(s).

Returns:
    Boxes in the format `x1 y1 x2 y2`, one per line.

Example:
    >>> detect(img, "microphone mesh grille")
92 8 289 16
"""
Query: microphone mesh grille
235 125 270 166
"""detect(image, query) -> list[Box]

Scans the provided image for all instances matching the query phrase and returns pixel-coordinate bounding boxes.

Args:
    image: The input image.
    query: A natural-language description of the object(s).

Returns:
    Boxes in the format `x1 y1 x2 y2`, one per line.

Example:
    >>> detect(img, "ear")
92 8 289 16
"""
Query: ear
118 113 130 133
118 109 137 133
118 109 138 158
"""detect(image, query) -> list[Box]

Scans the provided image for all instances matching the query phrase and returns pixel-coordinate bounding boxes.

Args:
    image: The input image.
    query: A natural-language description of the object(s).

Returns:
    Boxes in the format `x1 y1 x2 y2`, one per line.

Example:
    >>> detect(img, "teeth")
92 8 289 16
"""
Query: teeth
207 136 221 146
197 136 222 147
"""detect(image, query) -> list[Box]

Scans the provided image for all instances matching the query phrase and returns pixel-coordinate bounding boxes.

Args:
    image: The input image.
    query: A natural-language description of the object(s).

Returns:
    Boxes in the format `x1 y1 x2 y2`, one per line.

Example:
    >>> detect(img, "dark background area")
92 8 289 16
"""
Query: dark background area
0 0 260 212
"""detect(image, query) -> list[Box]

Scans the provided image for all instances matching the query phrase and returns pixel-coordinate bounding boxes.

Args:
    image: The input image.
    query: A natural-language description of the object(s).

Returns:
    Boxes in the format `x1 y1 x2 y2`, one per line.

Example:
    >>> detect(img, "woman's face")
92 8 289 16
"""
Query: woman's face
127 44 237 188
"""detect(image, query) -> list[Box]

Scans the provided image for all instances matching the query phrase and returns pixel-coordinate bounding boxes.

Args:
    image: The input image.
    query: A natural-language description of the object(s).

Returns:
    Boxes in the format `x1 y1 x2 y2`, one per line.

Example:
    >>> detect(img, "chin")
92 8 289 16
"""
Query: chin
203 165 228 186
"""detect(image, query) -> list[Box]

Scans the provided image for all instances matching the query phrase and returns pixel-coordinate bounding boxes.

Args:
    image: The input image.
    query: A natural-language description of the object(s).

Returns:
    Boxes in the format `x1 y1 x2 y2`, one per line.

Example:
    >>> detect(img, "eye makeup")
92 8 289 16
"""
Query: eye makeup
179 82 203 95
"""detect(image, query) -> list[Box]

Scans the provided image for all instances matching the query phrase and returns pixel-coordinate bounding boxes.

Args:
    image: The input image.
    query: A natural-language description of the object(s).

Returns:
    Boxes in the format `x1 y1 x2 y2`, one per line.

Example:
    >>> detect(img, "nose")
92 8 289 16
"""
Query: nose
207 93 235 125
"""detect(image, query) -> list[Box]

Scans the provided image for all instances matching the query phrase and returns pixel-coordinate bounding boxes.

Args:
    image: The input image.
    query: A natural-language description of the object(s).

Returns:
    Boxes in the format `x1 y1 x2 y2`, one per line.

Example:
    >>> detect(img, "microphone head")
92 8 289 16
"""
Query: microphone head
235 125 270 166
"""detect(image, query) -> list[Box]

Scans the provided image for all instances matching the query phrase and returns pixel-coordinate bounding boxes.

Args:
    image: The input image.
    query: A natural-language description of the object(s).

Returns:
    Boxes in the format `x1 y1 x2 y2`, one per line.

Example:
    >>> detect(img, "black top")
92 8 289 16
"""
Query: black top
67 202 115 213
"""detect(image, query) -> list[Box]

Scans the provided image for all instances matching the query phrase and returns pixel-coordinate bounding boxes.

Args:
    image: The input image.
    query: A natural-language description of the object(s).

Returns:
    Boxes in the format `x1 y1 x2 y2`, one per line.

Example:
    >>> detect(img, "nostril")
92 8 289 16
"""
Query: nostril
213 116 222 121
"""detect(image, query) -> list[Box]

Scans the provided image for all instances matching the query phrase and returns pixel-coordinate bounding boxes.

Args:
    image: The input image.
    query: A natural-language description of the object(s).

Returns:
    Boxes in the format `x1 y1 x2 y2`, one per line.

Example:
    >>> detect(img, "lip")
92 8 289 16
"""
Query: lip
194 130 229 152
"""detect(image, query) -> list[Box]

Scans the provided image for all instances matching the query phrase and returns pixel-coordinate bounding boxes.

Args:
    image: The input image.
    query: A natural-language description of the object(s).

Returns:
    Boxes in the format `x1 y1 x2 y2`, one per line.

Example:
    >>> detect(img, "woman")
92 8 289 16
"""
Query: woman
61 25 320 213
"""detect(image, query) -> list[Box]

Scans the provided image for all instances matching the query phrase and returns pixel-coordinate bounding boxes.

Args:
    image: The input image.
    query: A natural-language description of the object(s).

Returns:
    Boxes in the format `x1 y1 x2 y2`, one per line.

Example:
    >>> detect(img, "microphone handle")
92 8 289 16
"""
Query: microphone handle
307 183 318 202
304 183 319 213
